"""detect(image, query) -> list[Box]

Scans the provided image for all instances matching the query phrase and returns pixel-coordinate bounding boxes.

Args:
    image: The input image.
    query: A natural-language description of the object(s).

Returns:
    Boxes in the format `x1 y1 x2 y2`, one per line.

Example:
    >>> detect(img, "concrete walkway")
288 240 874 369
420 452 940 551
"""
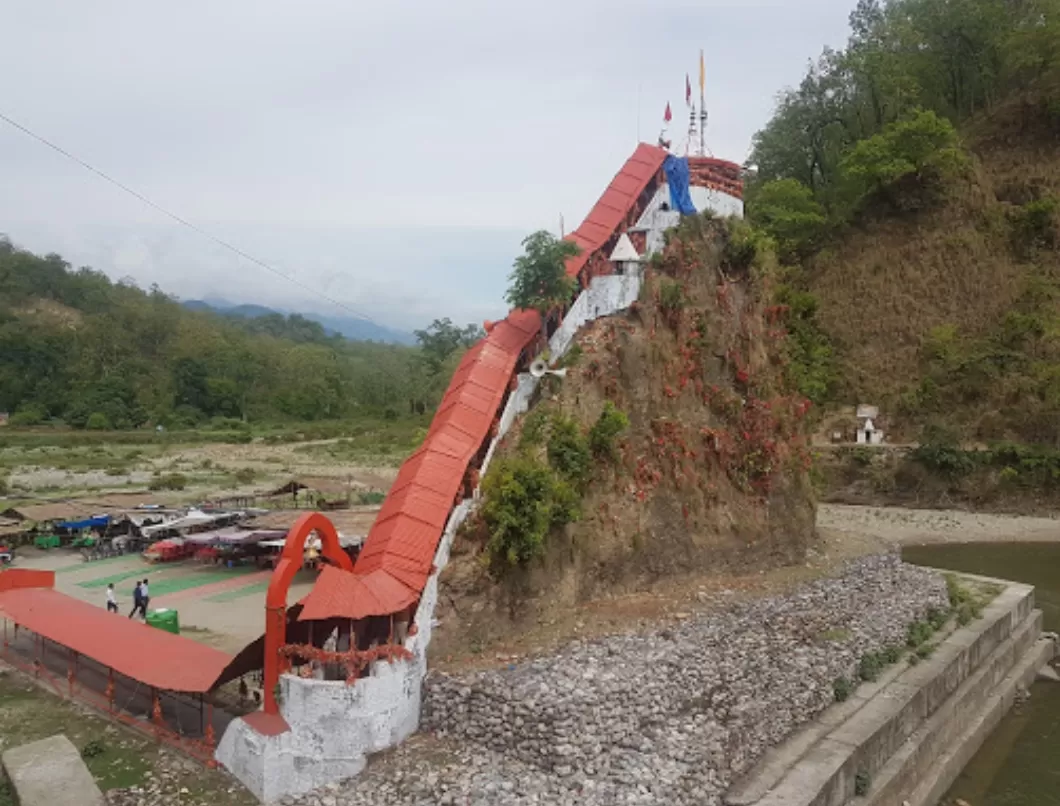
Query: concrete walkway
1 734 104 806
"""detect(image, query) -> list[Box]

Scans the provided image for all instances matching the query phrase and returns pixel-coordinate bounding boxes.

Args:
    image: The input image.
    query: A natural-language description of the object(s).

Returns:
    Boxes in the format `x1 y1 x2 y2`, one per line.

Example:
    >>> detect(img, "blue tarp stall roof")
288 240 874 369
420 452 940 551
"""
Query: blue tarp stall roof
664 155 698 216
56 515 110 530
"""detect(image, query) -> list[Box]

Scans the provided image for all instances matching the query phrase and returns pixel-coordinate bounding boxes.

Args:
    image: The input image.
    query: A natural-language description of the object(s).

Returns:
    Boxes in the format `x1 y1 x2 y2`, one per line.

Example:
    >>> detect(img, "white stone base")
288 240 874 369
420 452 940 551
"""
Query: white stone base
215 716 366 804
216 659 423 803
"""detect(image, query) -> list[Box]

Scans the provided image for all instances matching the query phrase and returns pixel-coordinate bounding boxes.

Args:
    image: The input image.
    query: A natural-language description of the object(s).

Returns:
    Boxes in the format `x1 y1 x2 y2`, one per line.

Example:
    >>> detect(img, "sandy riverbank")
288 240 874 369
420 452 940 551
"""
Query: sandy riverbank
818 503 1060 545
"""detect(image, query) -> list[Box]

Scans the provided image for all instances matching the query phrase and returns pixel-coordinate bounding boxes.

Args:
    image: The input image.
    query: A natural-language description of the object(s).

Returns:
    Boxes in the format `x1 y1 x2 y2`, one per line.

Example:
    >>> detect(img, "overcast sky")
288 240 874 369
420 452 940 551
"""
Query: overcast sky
0 1 854 332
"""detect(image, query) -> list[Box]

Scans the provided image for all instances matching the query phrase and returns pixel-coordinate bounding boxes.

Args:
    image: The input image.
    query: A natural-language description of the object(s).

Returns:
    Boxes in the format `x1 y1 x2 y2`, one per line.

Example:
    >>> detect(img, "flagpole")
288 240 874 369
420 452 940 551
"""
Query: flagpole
687 104 696 158
699 49 707 156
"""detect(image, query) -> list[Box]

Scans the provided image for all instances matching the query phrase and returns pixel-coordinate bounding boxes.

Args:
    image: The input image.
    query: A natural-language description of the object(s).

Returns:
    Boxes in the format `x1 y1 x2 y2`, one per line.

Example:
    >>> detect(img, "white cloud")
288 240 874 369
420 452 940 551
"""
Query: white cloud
0 0 854 331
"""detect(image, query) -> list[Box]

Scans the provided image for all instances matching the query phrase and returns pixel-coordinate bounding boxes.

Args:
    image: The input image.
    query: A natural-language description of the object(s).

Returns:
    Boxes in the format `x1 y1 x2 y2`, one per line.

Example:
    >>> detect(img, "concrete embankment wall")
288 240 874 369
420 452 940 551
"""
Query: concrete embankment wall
728 576 1056 806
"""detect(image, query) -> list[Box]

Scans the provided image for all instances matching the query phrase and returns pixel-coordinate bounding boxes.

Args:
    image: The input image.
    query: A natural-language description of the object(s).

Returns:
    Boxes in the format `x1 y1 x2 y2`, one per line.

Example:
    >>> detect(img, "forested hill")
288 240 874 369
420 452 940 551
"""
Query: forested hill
181 298 416 345
746 0 1060 446
0 238 478 429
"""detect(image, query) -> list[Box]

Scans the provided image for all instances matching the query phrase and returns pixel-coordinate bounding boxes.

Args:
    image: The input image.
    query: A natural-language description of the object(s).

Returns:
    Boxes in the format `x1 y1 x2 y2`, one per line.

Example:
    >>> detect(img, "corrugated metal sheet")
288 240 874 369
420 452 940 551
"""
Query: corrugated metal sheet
2 502 94 523
297 147 668 622
564 143 669 279
250 508 380 535
0 586 233 692
299 566 418 621
0 569 55 592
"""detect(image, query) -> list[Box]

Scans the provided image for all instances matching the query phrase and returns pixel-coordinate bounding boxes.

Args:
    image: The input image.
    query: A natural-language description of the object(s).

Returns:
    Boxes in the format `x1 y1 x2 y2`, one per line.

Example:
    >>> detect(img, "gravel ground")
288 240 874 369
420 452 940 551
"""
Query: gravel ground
818 503 1060 544
284 552 947 806
104 750 256 806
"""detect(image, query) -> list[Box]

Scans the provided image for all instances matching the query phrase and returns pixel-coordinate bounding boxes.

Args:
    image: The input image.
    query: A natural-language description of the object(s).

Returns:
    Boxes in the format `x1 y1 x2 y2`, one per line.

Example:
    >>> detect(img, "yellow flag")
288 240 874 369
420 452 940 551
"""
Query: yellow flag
699 49 706 94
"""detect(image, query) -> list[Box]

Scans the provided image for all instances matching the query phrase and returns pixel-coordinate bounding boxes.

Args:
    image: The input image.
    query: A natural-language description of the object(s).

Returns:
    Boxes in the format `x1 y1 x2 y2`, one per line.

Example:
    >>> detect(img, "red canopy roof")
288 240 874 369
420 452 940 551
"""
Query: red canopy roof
564 143 668 279
0 586 233 693
299 565 418 621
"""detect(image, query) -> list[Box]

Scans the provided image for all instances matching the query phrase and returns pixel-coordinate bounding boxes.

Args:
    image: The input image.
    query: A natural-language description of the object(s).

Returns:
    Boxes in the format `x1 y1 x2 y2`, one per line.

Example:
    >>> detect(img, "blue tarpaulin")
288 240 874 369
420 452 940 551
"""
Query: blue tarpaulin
664 155 698 216
57 515 110 530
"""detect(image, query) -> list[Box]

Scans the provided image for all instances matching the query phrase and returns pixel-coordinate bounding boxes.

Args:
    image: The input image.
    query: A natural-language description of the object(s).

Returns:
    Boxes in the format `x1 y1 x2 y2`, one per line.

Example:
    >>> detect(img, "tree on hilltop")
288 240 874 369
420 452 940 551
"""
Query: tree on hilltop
505 231 580 341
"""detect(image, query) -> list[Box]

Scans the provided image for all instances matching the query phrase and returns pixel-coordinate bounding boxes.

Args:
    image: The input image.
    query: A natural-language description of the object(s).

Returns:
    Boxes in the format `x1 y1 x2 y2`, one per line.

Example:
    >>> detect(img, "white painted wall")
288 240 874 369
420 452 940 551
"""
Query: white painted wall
479 374 537 481
691 185 744 219
856 429 885 446
217 229 649 804
635 182 743 254
549 272 642 359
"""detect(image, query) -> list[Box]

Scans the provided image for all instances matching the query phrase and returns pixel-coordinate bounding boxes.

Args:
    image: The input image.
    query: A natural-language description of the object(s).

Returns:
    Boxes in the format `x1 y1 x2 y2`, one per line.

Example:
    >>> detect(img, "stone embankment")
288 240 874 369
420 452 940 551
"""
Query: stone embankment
284 553 947 806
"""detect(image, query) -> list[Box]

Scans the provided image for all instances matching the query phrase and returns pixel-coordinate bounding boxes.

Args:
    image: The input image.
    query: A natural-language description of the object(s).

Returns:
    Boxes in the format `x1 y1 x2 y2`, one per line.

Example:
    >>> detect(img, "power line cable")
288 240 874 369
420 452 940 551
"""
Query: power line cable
0 109 377 324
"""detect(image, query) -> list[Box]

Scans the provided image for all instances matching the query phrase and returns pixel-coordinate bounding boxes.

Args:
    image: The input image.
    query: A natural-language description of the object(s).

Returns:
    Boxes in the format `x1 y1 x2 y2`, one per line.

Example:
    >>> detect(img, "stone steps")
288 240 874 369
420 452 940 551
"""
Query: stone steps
726 579 1053 806
867 613 1052 806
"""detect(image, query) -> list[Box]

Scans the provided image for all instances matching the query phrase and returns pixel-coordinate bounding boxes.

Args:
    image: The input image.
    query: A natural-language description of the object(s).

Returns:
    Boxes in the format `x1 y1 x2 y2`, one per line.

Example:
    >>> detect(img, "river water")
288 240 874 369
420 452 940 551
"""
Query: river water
902 542 1060 806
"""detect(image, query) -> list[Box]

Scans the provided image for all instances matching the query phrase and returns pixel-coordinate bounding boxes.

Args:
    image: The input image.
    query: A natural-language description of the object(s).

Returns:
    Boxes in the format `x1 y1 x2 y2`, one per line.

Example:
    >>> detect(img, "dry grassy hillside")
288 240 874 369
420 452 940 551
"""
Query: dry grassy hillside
432 217 816 656
807 95 1060 443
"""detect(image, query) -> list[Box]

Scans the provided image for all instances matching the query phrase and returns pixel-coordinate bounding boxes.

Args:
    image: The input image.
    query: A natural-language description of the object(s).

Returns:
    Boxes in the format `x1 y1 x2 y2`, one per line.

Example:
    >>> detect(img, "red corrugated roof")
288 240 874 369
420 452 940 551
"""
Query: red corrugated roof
565 143 669 279
0 587 233 692
298 310 541 620
297 146 668 622
299 566 418 621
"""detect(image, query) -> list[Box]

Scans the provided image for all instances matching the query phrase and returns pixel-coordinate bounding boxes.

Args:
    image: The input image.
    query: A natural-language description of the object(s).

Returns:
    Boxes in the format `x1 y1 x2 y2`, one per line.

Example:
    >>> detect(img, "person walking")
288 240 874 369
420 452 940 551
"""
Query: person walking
140 578 150 616
106 583 118 613
129 580 143 619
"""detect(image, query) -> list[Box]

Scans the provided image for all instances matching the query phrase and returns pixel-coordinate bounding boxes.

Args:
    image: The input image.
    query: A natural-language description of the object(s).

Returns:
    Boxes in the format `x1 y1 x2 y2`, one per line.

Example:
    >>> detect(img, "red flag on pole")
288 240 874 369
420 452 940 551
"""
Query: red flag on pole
664 102 672 123
686 74 692 106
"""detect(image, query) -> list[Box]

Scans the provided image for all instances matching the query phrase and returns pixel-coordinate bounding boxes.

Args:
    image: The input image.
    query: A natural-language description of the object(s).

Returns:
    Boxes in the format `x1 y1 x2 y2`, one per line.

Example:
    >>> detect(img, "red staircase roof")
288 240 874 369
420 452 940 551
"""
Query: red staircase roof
564 143 668 279
334 309 540 608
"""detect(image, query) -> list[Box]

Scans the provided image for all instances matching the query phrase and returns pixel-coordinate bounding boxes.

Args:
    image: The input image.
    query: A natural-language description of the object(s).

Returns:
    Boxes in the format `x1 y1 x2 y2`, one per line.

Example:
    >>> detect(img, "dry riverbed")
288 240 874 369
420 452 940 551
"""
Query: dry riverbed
818 503 1060 545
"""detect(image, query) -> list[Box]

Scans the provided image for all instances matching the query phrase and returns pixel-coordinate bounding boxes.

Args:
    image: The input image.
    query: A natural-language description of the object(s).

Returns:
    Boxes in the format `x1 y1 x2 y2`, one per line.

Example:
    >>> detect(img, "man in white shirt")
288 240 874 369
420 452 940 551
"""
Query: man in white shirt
106 583 118 613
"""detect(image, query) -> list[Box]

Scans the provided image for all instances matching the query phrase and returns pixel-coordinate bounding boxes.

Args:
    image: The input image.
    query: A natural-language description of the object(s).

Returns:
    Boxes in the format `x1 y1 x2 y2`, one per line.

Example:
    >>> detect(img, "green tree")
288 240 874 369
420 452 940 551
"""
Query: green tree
173 357 211 412
1004 0 1060 91
749 50 853 198
505 231 580 338
839 108 965 203
414 318 483 375
748 179 828 262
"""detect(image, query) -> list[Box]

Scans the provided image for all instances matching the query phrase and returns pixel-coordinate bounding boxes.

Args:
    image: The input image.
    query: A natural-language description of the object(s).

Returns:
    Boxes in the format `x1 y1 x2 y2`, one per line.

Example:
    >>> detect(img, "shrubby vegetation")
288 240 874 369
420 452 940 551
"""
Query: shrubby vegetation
480 455 579 567
481 404 629 570
773 286 835 404
0 238 480 429
588 402 629 461
748 179 827 263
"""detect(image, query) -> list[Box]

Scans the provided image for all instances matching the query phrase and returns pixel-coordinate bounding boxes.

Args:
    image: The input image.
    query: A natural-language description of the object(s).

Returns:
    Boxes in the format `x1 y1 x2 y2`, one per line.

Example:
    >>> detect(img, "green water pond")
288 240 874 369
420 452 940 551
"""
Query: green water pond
903 542 1060 806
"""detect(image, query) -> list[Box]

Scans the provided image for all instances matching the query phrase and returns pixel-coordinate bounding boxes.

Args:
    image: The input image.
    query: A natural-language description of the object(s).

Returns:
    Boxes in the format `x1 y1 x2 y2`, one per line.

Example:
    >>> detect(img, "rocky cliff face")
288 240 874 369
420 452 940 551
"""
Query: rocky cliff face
434 215 817 653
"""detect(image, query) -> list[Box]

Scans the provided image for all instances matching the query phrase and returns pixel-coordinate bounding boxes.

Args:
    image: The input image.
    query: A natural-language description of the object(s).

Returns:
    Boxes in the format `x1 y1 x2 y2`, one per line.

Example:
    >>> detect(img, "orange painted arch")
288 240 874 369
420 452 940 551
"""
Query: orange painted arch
263 512 354 715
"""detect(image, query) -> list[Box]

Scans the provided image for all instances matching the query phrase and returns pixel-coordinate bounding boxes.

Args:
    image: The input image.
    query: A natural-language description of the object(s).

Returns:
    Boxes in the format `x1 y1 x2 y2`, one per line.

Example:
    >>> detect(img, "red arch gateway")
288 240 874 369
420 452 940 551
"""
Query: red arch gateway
263 512 353 715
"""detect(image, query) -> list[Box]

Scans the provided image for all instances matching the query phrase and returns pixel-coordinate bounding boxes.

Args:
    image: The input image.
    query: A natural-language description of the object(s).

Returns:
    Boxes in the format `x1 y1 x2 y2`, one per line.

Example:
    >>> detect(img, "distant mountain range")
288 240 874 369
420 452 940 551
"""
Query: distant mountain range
182 298 415 345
